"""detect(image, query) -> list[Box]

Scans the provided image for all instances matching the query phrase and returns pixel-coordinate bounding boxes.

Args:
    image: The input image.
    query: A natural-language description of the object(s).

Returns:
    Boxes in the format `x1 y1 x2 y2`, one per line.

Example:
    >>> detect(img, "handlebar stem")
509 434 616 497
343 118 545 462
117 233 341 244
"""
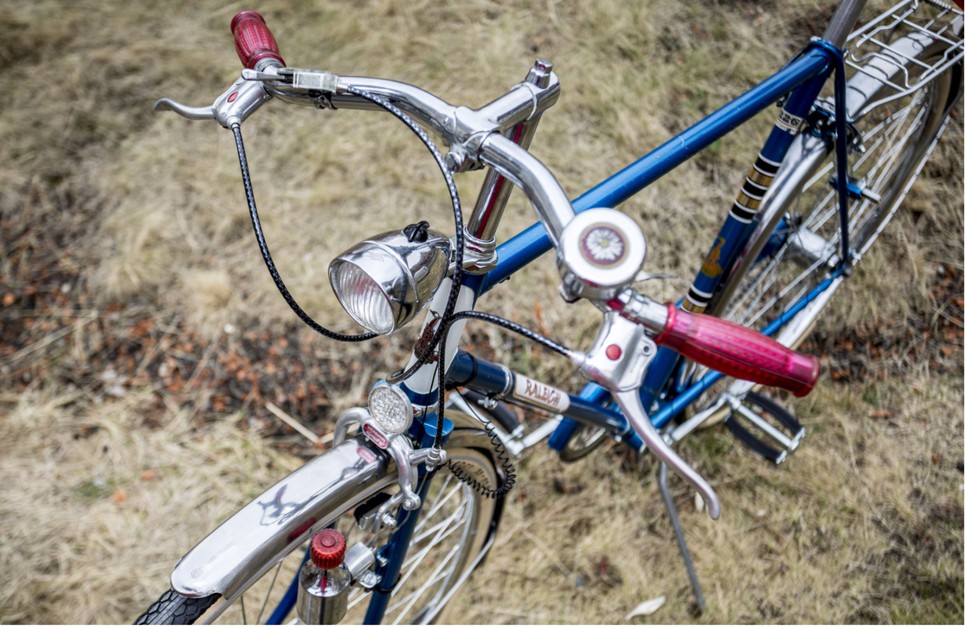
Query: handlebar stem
476 133 575 247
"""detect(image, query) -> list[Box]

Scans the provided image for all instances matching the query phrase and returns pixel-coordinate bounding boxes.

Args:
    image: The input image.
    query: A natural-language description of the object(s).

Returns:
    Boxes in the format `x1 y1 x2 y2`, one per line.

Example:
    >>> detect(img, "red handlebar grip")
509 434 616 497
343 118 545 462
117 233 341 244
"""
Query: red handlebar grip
231 11 285 69
654 305 819 397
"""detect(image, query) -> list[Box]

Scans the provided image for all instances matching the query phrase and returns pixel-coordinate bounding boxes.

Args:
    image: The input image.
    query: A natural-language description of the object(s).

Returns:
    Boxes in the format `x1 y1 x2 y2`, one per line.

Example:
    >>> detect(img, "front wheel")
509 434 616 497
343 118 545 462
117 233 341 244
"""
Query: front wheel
136 445 500 625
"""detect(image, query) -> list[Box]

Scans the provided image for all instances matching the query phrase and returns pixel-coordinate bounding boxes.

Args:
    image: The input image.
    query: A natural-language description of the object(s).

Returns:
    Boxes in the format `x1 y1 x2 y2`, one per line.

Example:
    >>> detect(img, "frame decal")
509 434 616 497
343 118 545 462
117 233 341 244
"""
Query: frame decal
513 374 571 413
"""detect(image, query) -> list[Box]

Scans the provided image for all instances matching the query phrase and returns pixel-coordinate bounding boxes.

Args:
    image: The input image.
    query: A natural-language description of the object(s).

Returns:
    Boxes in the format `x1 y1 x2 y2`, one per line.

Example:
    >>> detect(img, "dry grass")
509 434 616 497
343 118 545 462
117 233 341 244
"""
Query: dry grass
0 0 962 624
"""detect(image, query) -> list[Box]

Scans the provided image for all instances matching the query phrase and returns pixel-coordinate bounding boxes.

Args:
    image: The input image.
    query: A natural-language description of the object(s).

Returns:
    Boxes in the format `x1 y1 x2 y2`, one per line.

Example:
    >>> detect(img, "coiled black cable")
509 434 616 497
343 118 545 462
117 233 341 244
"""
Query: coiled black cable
434 309 572 498
448 418 518 499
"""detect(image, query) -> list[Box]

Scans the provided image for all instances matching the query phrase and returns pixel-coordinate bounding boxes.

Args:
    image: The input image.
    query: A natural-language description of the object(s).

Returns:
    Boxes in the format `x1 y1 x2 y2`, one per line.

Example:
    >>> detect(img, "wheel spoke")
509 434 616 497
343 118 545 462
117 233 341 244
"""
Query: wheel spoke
254 559 285 624
399 503 468 577
719 48 951 364
339 457 492 623
387 544 462 624
409 500 467 549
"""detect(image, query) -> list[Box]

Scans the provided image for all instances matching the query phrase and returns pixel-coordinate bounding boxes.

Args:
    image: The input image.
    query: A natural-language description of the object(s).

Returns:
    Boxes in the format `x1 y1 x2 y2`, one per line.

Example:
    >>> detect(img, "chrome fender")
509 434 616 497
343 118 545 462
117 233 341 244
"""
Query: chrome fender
171 437 393 600
170 404 503 602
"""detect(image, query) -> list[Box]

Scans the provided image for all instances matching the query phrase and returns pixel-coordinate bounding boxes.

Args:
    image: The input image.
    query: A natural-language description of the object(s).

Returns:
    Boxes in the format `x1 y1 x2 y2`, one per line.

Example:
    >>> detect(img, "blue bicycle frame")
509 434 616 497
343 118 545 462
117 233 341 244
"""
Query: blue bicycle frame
264 38 856 625
331 39 856 626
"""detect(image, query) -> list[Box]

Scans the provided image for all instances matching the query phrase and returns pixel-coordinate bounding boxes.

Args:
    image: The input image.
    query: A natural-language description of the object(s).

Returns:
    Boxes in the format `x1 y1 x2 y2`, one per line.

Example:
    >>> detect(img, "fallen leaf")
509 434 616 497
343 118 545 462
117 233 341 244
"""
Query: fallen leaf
112 489 127 505
625 596 665 620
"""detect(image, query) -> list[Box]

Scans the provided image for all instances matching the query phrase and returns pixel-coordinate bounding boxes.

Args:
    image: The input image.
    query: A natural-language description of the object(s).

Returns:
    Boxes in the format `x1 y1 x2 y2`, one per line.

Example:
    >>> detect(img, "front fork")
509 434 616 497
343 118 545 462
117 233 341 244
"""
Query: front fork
363 471 435 624
344 411 452 625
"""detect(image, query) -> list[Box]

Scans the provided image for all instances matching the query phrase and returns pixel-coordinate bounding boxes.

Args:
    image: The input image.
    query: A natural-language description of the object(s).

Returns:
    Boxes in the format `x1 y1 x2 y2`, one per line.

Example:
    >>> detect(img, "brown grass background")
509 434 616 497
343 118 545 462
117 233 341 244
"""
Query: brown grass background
1 0 962 624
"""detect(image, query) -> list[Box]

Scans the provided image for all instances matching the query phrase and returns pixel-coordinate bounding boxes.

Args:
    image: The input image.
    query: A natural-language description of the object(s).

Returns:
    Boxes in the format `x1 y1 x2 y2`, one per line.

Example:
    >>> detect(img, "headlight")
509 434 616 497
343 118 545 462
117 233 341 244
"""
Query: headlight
329 222 450 335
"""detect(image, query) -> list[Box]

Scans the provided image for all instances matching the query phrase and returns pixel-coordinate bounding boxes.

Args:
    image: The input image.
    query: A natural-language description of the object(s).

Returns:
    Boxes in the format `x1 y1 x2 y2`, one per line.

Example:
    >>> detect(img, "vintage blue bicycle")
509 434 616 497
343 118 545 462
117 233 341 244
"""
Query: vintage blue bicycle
137 0 963 623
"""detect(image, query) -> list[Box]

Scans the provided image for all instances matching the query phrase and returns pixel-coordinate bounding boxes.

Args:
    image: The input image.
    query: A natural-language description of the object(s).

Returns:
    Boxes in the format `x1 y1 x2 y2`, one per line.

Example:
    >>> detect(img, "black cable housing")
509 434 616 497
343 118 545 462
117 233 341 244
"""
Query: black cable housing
231 89 571 501
229 84 465 350
232 124 377 342
343 85 466 385
434 309 571 498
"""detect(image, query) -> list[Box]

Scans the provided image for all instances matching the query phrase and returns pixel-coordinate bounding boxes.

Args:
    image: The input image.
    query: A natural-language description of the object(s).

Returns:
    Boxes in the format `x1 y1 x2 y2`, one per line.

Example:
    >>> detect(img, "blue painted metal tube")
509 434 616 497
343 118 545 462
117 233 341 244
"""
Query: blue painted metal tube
363 476 433 624
548 383 608 450
479 47 833 295
565 394 631 433
449 351 631 434
446 351 510 393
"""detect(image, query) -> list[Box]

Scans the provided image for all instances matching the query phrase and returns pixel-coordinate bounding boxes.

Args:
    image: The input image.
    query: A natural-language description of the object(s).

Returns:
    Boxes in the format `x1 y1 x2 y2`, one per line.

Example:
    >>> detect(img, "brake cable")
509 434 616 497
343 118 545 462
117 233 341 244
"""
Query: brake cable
232 123 377 342
229 85 464 350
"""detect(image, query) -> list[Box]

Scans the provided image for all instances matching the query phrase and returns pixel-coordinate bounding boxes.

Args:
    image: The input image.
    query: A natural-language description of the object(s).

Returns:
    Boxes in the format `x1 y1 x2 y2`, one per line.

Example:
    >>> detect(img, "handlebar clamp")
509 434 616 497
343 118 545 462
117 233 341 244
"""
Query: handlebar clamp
570 310 657 392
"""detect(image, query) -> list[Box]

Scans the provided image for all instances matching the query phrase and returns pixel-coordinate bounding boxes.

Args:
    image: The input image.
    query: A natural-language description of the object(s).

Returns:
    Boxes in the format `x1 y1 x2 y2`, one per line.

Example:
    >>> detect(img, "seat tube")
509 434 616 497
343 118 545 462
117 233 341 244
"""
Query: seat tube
684 54 835 315
823 0 868 48
641 49 836 410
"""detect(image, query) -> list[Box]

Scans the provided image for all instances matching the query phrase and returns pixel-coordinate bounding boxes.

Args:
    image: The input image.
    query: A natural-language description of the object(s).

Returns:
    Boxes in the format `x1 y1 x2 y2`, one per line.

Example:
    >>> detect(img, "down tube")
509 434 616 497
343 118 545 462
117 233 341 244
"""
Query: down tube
478 46 833 295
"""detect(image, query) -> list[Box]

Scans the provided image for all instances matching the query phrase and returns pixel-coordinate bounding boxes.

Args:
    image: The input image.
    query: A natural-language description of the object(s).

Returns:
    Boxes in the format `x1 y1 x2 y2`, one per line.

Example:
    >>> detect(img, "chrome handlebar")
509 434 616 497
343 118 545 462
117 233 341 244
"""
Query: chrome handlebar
154 53 735 521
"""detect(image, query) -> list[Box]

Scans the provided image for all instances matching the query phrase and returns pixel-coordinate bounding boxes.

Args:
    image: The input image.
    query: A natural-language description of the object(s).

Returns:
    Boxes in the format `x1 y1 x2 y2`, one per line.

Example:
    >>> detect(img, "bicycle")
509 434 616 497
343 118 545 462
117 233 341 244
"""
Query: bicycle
135 0 964 623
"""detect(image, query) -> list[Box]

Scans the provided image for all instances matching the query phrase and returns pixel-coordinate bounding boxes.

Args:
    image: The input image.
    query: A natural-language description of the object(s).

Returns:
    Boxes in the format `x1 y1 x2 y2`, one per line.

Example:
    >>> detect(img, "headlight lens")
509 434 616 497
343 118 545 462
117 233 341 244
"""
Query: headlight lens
329 261 396 335
329 226 450 335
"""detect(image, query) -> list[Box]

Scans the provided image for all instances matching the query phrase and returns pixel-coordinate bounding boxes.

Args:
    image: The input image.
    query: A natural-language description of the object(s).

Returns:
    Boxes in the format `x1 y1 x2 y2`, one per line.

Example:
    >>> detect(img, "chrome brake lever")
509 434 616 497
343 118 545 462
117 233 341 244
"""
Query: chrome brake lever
611 388 720 520
154 75 272 128
153 98 214 120
571 310 721 520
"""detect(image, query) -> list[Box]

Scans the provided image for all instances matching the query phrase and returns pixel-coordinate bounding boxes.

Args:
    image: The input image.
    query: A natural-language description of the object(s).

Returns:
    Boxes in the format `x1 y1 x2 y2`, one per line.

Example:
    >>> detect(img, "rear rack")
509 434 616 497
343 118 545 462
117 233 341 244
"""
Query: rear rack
845 0 964 108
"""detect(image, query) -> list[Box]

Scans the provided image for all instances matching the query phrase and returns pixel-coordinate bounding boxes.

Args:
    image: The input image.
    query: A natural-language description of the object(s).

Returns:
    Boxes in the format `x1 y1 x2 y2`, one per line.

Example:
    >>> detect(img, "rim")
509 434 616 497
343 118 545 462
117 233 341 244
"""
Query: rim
560 425 609 461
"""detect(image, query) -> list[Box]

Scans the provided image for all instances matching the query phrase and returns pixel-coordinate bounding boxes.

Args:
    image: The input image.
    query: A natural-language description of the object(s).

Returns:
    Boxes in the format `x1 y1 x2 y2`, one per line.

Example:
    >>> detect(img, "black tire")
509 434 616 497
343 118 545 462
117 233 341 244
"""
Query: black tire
135 443 500 625
135 590 219 625
558 424 609 463
714 38 961 347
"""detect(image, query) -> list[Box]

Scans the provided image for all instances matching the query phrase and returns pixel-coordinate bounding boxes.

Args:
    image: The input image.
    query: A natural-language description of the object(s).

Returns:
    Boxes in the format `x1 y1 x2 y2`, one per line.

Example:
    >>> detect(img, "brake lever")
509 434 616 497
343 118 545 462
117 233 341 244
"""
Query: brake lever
154 74 272 128
611 387 721 520
571 310 721 519
152 98 214 120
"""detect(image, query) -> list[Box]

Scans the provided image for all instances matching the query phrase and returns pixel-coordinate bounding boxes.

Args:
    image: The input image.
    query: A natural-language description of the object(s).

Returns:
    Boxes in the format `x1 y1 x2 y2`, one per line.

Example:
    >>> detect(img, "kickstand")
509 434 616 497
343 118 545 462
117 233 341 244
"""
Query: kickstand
657 462 706 615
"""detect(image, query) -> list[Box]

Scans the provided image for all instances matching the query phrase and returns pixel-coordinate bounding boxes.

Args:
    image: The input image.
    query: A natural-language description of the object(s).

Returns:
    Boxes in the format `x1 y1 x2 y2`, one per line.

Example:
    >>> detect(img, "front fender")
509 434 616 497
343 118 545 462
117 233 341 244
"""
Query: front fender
170 437 393 600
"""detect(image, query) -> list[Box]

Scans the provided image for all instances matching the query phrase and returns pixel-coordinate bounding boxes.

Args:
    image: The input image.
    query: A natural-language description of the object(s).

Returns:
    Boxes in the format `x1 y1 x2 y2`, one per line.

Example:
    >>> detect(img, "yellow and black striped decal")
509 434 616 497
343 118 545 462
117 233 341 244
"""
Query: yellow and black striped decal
684 153 781 313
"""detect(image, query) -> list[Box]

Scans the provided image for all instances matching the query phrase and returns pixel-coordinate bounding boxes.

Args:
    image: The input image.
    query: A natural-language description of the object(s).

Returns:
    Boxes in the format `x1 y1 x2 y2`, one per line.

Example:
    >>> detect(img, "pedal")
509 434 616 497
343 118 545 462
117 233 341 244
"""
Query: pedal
723 391 805 464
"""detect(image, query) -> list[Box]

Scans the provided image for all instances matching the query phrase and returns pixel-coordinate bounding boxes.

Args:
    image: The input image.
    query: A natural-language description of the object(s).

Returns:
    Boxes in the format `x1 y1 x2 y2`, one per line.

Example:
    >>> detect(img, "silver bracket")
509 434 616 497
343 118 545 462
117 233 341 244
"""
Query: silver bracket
570 311 657 392
461 230 499 274
333 407 448 511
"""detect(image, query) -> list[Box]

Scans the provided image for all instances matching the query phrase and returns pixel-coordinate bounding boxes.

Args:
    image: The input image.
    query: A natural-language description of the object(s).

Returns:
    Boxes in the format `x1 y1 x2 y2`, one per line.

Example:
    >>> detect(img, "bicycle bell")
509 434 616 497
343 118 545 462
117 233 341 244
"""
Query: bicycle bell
558 208 647 301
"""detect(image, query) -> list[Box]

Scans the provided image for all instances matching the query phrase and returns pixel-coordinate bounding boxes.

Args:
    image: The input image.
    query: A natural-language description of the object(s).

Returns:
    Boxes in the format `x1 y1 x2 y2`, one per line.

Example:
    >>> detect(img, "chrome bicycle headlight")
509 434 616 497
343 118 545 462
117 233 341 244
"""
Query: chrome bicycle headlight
329 222 451 335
